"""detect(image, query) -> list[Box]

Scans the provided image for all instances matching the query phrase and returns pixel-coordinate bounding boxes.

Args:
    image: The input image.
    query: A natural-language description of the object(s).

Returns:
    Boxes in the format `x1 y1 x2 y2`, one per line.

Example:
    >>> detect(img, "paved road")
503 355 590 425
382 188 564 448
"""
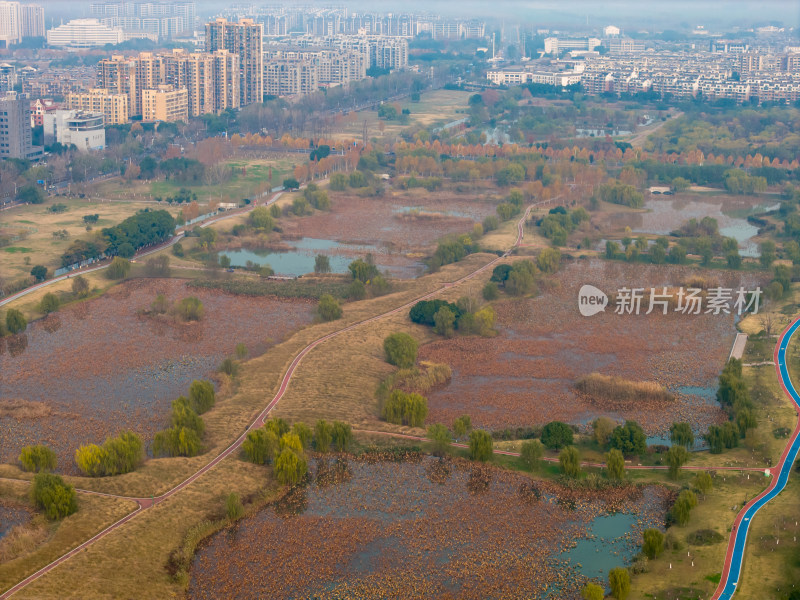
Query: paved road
712 316 800 600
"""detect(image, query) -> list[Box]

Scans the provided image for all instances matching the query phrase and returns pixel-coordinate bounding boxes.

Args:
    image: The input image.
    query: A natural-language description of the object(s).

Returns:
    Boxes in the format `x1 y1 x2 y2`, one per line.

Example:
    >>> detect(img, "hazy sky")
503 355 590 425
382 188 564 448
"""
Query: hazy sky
42 0 799 31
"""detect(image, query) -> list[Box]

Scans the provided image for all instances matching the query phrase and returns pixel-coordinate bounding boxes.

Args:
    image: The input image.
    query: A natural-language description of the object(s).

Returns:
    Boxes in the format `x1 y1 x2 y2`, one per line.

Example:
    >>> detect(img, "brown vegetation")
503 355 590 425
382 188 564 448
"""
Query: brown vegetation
576 373 675 409
0 399 52 420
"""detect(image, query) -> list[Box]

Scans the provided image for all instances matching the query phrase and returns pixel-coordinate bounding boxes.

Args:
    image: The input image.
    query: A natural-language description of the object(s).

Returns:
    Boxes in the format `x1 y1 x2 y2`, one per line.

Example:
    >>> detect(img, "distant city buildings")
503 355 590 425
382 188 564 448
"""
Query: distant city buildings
0 91 43 160
90 1 196 41
222 6 485 40
0 2 44 47
487 42 800 106
46 19 125 48
543 37 602 55
44 109 106 151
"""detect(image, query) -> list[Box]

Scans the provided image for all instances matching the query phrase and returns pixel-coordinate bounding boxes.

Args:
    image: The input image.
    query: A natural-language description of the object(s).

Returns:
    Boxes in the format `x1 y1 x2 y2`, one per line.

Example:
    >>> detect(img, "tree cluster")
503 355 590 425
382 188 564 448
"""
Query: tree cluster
75 431 144 477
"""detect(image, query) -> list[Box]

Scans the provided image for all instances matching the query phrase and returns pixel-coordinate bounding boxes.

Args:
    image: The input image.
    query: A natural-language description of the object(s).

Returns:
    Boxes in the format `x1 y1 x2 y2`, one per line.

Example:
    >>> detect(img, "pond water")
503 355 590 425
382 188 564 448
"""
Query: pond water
189 457 668 600
632 198 777 257
222 237 421 278
223 238 359 276
562 512 639 580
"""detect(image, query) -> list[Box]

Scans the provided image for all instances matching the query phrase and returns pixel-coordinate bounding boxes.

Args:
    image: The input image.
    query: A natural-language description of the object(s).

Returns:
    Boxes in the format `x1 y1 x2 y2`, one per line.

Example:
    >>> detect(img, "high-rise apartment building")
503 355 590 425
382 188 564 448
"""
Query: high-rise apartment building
96 50 240 119
142 85 188 122
97 55 139 116
0 2 22 47
205 18 263 105
20 4 44 38
66 88 129 125
211 49 239 111
0 91 42 159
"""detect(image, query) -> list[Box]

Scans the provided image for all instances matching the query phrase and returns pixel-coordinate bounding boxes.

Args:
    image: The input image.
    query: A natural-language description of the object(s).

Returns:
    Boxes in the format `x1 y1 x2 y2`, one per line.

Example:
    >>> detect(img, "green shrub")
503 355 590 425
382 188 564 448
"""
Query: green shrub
274 449 308 485
74 431 144 477
427 424 451 455
242 428 279 464
292 422 313 450
383 332 418 368
175 296 204 321
331 421 352 452
382 390 428 427
5 309 27 334
559 446 581 477
152 426 203 457
171 397 205 436
219 357 239 376
469 430 493 461
642 528 665 559
482 282 499 300
520 439 544 470
608 567 631 599
453 415 472 438
226 492 244 520
19 445 57 473
39 293 60 314
188 380 215 414
31 473 77 520
317 294 342 321
314 420 333 452
106 257 131 280
265 418 290 438
541 421 573 449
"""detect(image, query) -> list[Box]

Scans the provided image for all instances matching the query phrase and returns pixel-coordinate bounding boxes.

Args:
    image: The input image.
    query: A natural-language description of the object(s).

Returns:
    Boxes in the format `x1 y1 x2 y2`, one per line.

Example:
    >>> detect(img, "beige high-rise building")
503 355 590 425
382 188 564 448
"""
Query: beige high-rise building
20 4 44 38
67 88 129 125
142 85 188 122
162 49 213 117
211 49 239 111
97 55 138 116
205 17 262 106
264 61 319 97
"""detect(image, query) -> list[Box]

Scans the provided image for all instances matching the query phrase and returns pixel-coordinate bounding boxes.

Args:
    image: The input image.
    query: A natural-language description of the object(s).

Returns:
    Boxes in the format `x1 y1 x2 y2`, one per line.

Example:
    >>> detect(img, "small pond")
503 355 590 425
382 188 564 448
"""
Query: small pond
222 237 422 278
632 198 779 257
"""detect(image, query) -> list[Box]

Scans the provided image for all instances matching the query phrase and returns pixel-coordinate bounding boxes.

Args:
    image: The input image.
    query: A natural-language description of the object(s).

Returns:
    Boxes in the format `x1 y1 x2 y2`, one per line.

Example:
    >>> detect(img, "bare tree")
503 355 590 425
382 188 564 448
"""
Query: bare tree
759 312 775 338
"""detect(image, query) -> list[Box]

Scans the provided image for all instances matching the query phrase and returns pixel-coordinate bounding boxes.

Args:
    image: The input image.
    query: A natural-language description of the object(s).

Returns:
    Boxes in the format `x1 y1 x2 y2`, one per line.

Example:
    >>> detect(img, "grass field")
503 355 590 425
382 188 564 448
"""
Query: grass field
331 89 472 142
92 156 301 204
0 199 181 282
0 478 138 596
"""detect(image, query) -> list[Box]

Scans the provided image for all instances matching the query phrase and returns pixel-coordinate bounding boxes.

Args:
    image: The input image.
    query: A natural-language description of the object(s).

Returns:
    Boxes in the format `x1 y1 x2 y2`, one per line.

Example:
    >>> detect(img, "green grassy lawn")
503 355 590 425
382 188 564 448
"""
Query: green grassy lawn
0 198 181 282
331 89 471 142
93 157 302 204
